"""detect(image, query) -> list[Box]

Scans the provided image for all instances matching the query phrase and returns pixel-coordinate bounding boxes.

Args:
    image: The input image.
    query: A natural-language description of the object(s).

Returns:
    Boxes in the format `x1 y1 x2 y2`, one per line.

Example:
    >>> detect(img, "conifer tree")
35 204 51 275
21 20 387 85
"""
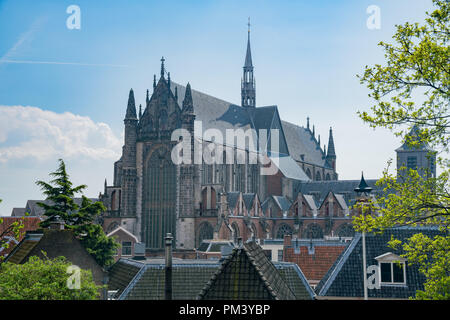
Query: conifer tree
36 159 119 267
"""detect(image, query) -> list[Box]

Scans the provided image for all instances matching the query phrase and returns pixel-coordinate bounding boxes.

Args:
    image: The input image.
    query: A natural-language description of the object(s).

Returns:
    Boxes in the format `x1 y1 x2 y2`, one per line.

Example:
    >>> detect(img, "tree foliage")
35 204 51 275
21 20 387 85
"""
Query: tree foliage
0 199 25 261
0 254 100 300
36 159 119 267
354 0 449 299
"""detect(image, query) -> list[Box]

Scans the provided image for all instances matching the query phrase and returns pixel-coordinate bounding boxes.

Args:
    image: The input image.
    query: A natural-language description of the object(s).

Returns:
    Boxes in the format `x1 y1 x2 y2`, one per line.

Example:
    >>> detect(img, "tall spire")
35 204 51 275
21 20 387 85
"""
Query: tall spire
327 127 336 157
241 17 256 108
139 104 142 119
244 17 253 68
326 127 336 171
125 88 137 120
182 82 194 113
153 74 157 90
146 89 149 105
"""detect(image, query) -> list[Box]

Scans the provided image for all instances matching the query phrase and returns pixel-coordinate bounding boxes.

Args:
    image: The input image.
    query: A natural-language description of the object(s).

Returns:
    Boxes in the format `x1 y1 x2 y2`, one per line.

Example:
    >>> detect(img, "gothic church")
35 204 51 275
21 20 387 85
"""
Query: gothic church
100 28 341 250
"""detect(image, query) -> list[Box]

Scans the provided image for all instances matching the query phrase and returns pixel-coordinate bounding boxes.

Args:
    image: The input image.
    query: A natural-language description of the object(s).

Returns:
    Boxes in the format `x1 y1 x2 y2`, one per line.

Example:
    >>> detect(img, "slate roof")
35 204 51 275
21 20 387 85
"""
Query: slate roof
109 246 314 300
294 179 379 205
395 126 434 152
171 82 323 168
242 193 256 211
281 120 327 166
315 226 443 299
12 198 99 217
272 196 292 212
198 241 297 300
269 153 310 181
227 191 241 209
109 259 219 300
261 195 292 213
11 208 26 217
107 259 143 297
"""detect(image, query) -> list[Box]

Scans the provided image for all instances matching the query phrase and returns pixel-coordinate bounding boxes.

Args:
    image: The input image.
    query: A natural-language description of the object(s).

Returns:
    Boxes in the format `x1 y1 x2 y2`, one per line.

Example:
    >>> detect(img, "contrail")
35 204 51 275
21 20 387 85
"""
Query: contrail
0 59 129 68
0 16 47 63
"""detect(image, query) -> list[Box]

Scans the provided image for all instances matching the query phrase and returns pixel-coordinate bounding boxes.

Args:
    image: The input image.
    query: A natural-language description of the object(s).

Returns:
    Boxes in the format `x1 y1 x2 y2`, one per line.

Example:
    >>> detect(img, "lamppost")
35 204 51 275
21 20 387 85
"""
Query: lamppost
354 172 372 301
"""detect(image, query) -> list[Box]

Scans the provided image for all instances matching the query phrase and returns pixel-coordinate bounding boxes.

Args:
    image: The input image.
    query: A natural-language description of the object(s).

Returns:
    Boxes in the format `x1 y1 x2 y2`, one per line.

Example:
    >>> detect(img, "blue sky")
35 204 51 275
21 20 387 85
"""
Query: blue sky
0 0 435 215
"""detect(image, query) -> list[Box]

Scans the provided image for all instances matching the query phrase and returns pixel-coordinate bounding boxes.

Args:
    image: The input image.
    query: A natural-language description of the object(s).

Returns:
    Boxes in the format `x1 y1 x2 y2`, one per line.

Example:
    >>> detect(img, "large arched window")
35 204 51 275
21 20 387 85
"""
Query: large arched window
276 223 293 239
325 173 331 181
143 147 176 249
111 190 117 210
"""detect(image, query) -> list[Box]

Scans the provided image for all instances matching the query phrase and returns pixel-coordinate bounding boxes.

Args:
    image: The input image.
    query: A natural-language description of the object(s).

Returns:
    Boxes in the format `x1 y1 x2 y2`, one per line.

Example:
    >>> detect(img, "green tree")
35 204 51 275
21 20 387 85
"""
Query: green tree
0 254 100 300
354 0 449 299
36 159 119 267
0 199 26 262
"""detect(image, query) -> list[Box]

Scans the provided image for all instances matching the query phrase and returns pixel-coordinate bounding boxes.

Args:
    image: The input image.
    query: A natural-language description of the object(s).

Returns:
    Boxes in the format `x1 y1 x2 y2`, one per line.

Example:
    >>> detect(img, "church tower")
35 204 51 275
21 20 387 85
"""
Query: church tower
241 18 256 108
396 126 436 180
121 89 138 217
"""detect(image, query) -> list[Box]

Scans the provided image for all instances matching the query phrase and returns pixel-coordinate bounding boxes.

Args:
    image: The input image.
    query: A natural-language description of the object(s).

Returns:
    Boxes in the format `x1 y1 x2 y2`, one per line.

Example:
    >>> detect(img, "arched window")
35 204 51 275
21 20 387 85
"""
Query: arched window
276 224 293 239
143 147 176 249
111 190 117 210
315 171 322 181
302 223 323 239
325 173 331 181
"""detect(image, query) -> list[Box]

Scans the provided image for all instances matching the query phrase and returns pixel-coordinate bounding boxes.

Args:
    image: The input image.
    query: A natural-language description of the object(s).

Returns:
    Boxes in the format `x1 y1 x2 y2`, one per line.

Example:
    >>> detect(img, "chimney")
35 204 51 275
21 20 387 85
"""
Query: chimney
283 234 292 247
132 242 146 260
164 233 173 300
49 215 64 230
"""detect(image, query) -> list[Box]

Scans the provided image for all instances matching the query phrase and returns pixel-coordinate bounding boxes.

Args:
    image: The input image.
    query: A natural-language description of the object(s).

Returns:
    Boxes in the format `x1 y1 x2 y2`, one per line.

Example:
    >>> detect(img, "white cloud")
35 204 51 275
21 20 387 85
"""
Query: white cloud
0 105 122 163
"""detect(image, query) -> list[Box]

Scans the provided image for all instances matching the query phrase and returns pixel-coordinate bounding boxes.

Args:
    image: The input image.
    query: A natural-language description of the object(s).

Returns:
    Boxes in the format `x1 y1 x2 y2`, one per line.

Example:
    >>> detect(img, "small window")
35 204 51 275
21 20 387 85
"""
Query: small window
407 156 417 170
121 241 132 256
277 249 283 262
380 262 406 284
393 263 405 283
376 252 407 285
380 263 391 283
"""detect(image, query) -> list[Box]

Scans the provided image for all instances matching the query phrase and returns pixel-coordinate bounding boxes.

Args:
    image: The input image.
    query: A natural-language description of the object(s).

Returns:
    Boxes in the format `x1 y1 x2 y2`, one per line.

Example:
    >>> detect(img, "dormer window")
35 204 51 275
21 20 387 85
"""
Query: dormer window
375 252 407 285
